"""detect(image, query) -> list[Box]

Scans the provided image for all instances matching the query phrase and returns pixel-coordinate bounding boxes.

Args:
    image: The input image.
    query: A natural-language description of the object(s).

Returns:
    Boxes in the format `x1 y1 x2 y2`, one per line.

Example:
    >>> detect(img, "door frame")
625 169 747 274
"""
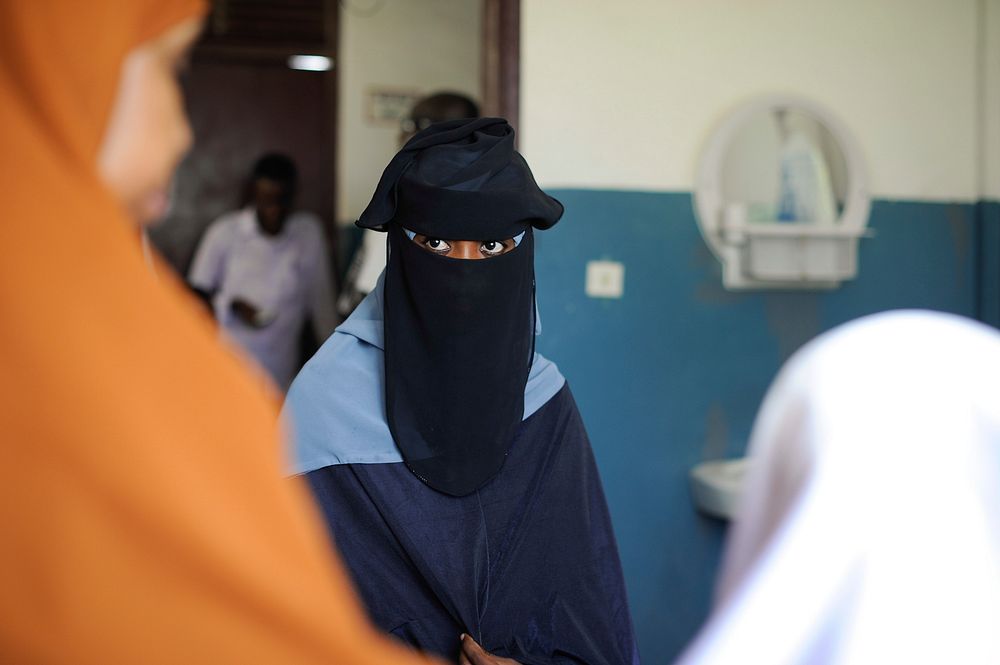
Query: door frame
482 0 520 138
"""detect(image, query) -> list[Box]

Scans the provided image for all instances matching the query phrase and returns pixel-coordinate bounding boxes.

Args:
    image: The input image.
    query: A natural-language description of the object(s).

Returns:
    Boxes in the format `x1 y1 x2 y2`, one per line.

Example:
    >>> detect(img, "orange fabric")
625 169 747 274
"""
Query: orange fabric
0 3 435 663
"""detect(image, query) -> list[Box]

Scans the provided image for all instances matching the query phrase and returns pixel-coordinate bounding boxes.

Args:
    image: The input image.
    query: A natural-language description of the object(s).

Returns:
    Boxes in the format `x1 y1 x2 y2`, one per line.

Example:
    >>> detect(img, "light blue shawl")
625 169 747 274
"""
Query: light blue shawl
283 272 566 474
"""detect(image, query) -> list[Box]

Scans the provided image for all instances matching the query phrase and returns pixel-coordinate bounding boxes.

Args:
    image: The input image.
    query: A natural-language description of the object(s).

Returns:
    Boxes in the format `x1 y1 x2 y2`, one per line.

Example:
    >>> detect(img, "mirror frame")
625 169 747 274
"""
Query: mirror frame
694 94 871 289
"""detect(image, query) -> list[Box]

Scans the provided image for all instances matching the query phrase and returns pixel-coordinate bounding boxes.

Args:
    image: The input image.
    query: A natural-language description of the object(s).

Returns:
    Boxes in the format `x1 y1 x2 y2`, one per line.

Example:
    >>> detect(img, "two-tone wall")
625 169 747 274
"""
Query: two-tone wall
521 1 1000 662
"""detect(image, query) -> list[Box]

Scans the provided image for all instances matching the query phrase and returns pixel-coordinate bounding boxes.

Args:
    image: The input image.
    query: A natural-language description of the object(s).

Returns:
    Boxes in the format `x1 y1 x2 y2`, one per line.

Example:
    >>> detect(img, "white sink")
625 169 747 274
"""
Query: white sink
689 457 749 520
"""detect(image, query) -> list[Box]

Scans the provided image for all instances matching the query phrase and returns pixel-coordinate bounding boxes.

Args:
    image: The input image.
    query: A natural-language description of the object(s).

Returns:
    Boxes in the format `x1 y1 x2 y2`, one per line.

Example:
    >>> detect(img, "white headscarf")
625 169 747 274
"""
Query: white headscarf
677 310 1000 665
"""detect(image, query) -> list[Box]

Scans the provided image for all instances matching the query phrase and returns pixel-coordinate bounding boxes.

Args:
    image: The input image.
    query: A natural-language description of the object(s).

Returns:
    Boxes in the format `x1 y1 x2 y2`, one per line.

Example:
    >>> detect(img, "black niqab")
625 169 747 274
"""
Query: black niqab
358 118 563 496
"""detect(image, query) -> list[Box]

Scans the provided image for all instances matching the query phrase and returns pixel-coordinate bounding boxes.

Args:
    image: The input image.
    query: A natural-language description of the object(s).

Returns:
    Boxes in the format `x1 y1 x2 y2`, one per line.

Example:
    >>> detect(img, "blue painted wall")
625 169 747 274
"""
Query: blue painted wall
532 190 985 664
977 201 1000 327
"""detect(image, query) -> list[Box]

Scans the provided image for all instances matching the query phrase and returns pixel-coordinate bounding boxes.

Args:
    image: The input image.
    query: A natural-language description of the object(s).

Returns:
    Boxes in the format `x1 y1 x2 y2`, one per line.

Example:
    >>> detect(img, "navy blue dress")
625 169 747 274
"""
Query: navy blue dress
306 384 639 665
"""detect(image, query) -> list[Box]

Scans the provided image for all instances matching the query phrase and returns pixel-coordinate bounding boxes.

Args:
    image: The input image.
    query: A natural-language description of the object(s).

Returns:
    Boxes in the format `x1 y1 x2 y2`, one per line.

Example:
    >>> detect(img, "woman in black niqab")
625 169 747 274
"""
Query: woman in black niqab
358 117 563 496
286 118 639 665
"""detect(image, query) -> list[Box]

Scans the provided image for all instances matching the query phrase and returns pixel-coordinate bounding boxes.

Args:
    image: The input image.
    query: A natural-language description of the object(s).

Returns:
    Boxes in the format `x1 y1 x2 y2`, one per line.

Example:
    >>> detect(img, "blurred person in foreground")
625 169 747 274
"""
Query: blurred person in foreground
189 153 337 391
676 310 1000 665
0 1 444 662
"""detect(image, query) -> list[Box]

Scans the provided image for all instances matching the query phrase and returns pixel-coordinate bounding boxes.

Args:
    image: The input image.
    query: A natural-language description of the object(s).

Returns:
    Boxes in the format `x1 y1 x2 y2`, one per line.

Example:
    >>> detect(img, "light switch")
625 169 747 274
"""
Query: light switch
585 260 625 298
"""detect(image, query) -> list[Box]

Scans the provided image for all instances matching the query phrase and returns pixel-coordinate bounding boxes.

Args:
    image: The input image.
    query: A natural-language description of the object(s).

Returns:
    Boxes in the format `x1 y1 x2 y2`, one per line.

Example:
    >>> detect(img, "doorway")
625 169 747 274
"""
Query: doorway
152 0 519 291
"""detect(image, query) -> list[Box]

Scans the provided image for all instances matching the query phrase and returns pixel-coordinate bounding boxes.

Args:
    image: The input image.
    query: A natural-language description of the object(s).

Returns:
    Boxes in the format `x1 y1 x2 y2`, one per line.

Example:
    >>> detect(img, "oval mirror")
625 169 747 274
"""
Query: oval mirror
695 95 870 289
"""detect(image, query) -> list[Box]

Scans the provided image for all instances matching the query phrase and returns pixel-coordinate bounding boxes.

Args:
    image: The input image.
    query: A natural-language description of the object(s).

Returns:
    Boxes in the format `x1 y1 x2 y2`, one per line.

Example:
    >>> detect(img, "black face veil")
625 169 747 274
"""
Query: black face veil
357 118 563 496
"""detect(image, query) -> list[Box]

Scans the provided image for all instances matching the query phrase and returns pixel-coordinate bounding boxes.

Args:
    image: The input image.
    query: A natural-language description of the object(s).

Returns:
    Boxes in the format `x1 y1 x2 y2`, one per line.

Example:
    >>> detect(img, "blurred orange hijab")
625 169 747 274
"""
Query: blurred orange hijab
0 3 430 663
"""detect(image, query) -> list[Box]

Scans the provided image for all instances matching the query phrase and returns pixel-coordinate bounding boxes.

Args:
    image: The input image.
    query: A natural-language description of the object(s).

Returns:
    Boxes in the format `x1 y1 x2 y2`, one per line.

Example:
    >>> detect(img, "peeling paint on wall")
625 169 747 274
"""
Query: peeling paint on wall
701 402 731 461
764 292 822 362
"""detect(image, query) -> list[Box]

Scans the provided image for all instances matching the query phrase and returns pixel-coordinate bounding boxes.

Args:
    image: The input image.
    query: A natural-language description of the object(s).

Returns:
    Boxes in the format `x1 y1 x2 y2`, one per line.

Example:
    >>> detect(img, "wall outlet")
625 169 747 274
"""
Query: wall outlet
585 260 625 298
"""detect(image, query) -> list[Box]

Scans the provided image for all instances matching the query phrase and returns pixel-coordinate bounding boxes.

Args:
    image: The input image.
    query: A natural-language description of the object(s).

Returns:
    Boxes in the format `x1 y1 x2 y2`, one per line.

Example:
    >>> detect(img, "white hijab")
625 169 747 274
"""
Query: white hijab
677 310 1000 665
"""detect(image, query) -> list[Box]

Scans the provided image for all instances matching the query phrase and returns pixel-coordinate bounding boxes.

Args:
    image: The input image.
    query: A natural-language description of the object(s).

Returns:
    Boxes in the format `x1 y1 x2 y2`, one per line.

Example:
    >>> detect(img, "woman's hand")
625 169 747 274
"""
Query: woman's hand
230 299 260 326
230 299 275 328
458 634 522 665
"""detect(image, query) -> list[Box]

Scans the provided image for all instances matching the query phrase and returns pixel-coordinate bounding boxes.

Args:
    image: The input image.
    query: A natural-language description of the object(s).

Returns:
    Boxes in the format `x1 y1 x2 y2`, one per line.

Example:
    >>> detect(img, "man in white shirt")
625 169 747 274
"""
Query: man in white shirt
189 153 337 391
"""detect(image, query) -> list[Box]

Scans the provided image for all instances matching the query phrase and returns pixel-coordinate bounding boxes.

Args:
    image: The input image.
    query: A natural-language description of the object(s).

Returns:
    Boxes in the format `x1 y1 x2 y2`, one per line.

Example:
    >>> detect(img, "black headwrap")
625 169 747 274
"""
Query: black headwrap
357 118 563 496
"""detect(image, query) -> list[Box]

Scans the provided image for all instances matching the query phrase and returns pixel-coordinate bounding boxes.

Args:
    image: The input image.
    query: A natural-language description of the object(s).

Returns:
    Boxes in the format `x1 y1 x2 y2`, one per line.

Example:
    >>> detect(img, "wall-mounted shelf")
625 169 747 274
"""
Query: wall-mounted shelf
715 206 874 287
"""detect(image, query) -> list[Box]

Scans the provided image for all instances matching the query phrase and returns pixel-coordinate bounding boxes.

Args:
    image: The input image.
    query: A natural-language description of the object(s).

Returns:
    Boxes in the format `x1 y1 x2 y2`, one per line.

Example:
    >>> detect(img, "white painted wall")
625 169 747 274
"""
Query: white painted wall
521 0 980 201
984 0 1000 200
337 0 481 222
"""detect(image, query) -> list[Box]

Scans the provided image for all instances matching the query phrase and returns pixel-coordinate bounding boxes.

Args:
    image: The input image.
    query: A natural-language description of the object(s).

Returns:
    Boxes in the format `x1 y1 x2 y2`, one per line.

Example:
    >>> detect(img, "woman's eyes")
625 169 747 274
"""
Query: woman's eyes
480 240 508 256
424 238 451 253
417 237 512 257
